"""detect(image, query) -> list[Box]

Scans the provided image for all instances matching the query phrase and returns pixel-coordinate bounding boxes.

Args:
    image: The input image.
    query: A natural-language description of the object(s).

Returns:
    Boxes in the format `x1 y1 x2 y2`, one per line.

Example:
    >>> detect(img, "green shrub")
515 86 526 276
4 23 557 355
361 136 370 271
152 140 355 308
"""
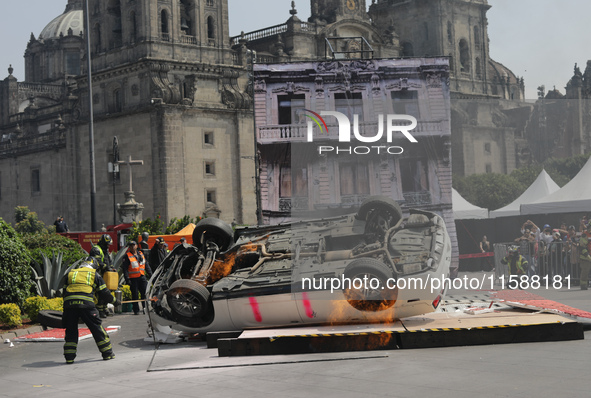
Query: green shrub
14 206 47 235
120 285 132 301
0 218 33 307
0 303 22 328
21 233 87 269
23 296 50 322
47 297 63 312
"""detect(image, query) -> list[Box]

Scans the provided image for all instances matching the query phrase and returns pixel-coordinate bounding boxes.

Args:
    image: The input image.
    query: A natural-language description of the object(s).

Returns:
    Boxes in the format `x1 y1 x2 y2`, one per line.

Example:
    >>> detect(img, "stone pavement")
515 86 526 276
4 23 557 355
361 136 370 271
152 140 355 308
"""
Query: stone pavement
1 273 590 398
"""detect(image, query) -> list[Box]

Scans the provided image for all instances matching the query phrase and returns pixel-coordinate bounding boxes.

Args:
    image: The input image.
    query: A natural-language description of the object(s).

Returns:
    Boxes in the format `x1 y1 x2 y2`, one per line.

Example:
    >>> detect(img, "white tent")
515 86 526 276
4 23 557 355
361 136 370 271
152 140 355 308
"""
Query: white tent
452 188 489 219
521 157 591 215
489 169 560 218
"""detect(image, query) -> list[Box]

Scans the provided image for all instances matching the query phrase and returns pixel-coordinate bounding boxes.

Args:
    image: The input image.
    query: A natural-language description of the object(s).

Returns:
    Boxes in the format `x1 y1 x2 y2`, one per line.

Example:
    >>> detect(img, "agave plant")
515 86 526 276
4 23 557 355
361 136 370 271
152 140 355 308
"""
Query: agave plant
30 252 83 298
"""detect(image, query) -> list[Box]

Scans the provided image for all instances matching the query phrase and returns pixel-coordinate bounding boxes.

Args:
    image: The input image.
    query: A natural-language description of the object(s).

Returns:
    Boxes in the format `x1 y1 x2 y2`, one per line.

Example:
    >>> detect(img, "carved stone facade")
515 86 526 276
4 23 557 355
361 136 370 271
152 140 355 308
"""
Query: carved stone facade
254 58 458 270
235 0 530 176
0 0 256 229
0 0 530 229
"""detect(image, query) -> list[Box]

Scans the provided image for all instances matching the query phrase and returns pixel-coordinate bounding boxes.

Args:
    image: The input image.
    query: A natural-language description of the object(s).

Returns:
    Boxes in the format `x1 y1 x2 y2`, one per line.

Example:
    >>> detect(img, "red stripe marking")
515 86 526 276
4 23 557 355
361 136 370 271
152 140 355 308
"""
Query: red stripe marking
248 297 263 322
302 292 314 318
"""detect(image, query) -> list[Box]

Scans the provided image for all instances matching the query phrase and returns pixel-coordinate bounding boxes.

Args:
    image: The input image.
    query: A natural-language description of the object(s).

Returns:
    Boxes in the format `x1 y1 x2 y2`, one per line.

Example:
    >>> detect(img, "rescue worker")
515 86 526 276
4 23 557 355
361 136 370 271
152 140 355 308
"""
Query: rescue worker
62 256 120 364
500 245 528 276
578 224 591 290
93 234 114 318
139 232 150 266
122 241 152 315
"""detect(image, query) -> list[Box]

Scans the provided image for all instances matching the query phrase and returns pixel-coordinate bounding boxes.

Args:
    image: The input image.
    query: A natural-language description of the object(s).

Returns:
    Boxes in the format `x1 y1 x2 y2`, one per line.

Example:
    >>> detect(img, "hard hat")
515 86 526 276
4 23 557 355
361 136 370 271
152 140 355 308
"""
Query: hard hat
141 232 149 241
508 245 519 254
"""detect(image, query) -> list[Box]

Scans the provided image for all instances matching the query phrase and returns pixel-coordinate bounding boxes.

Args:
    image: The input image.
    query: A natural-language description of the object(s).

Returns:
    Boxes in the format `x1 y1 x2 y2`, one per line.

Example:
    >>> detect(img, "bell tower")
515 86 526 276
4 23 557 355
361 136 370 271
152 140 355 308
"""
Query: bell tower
311 0 368 24
87 0 232 63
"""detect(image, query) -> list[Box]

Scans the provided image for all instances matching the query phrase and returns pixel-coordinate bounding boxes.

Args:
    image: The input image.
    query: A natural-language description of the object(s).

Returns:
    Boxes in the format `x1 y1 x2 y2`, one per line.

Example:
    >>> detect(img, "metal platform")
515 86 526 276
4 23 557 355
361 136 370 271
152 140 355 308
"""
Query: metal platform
211 294 586 357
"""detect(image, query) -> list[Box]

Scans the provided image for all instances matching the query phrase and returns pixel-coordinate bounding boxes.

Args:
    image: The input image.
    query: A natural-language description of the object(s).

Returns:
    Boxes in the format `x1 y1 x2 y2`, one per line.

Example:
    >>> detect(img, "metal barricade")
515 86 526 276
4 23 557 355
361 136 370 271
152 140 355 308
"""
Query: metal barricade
493 241 580 284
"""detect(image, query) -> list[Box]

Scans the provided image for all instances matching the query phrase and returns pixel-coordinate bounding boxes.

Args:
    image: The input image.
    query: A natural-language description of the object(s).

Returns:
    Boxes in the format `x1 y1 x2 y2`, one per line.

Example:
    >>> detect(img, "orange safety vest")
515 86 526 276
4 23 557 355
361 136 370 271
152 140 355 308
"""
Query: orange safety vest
127 251 146 278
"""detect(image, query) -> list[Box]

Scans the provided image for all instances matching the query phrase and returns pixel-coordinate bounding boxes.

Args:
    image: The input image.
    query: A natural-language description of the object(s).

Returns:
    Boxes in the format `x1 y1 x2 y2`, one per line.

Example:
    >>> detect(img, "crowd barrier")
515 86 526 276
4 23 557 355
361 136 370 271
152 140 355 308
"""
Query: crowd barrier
493 241 581 284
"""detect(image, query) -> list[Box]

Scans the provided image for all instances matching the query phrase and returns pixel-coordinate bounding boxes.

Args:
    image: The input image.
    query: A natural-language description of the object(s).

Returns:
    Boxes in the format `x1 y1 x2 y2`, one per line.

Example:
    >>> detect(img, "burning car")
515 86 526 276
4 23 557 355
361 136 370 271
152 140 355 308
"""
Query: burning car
146 196 452 333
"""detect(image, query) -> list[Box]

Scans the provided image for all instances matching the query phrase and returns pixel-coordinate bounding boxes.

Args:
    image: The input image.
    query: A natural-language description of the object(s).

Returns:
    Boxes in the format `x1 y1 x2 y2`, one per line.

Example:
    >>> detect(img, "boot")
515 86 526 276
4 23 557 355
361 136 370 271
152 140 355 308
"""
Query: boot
99 311 108 319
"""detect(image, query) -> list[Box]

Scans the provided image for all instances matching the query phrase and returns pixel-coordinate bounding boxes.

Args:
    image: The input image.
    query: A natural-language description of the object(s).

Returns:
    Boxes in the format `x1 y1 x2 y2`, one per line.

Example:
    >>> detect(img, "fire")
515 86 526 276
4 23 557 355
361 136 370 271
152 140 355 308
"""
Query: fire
205 243 260 284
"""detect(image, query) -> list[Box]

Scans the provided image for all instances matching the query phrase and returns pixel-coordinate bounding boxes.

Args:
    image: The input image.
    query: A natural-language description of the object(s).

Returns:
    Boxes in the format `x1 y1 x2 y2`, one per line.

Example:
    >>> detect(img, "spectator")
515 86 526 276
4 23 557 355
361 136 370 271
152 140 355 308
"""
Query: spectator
54 216 69 233
150 238 167 270
479 235 492 271
567 225 580 278
580 215 589 233
579 224 591 290
173 237 187 250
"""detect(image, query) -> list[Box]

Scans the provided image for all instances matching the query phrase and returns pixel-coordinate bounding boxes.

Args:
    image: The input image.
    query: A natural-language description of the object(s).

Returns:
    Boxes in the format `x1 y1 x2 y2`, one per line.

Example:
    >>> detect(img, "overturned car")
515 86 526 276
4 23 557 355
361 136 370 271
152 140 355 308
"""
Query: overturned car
146 196 452 333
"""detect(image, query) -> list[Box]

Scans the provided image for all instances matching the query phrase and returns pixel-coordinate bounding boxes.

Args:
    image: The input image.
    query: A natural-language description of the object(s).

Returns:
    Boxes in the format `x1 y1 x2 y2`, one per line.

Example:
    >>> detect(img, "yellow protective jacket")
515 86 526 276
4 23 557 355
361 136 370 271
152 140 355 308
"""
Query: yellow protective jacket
63 266 114 309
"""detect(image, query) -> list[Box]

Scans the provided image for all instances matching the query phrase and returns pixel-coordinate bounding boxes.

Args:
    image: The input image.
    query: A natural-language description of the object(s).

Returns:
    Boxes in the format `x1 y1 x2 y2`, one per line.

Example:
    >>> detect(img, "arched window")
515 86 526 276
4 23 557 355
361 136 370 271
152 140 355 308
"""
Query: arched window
180 0 193 36
161 10 169 40
206 0 214 6
459 39 470 73
130 11 137 43
113 89 122 113
401 42 414 57
108 0 122 48
447 21 452 44
207 16 215 42
94 23 102 53
475 57 481 79
474 26 481 49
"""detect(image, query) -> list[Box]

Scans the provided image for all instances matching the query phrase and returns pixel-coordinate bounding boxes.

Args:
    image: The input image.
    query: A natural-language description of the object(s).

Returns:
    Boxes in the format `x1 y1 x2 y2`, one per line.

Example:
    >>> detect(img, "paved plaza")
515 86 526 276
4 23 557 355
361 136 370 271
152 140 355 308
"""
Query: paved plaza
1 272 590 398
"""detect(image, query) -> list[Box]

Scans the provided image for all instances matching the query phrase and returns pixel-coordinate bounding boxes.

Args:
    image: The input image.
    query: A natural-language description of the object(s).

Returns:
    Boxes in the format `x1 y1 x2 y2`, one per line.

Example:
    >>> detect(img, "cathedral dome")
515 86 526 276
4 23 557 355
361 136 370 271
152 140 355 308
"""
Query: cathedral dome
39 4 83 40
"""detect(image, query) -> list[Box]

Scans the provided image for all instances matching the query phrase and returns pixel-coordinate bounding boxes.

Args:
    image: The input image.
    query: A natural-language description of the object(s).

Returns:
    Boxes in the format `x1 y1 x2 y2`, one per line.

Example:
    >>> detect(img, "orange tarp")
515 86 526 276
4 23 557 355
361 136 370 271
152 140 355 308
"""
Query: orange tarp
145 223 195 248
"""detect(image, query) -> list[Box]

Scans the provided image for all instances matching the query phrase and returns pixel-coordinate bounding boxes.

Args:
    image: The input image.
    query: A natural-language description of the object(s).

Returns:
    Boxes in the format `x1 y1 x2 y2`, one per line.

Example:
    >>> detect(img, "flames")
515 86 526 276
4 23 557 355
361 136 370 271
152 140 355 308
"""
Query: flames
206 243 260 284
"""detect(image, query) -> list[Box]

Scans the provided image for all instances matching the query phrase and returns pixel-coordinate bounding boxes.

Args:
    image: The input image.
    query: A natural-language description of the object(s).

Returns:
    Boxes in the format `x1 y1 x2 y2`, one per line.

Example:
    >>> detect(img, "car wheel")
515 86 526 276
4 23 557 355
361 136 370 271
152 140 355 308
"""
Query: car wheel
166 279 211 319
192 218 234 252
343 258 398 312
37 310 64 329
357 196 402 237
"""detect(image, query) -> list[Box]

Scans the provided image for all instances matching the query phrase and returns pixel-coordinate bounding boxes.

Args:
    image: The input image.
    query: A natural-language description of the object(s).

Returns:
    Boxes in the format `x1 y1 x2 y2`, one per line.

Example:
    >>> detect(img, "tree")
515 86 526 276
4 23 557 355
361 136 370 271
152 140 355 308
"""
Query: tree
453 173 523 210
165 215 201 235
14 206 46 234
0 218 33 307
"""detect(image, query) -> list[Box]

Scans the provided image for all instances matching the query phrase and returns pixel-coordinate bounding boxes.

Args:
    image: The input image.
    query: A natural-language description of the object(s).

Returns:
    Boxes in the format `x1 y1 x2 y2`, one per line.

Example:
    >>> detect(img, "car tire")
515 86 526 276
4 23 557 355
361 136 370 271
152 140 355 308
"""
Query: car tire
166 279 211 320
37 310 64 329
192 218 234 252
357 196 402 237
343 258 398 312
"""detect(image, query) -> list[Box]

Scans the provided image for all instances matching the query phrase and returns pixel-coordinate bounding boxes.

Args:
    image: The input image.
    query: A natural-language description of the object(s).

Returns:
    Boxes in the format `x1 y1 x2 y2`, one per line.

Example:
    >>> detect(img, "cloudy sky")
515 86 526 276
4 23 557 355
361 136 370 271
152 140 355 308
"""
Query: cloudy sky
1 0 589 99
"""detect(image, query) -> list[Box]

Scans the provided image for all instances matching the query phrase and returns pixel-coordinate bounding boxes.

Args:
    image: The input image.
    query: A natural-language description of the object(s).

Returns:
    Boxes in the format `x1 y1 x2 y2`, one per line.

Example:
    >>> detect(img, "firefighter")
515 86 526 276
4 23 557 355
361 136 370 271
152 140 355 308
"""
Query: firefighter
122 241 152 315
500 245 528 276
62 257 120 364
93 234 114 318
139 232 151 266
579 224 591 290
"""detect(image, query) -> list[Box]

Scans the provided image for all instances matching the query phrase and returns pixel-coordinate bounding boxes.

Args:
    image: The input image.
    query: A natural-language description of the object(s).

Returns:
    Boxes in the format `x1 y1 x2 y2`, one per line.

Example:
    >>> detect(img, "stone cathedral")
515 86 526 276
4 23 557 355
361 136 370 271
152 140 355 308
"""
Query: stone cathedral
0 0 527 229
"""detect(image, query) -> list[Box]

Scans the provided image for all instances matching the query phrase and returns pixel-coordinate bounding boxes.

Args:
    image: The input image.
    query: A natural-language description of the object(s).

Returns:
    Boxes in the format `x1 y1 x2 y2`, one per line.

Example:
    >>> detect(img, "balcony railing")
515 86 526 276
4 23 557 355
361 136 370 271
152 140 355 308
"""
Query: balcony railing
257 120 448 144
230 23 288 46
402 191 432 206
180 35 197 45
279 197 309 212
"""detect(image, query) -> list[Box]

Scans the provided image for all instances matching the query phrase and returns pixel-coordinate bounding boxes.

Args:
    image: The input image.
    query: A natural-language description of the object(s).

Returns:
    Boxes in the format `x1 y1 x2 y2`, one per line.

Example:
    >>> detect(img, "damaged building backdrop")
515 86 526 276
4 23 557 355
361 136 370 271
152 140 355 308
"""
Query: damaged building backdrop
0 0 571 230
